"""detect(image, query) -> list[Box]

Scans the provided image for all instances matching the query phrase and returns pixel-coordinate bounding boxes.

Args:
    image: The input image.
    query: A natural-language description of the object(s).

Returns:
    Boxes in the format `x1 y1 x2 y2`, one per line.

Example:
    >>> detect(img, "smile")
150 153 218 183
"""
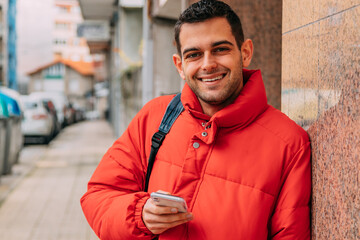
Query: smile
197 73 226 82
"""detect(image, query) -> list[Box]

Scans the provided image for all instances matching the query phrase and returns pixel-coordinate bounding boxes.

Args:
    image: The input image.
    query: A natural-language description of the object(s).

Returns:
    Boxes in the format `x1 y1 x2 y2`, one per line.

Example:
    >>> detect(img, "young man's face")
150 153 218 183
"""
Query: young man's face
173 17 252 110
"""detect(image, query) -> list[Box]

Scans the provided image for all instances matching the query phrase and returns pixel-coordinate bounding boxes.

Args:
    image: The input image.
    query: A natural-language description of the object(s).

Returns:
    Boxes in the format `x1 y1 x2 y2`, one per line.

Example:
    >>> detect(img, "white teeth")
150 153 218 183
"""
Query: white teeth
201 75 223 82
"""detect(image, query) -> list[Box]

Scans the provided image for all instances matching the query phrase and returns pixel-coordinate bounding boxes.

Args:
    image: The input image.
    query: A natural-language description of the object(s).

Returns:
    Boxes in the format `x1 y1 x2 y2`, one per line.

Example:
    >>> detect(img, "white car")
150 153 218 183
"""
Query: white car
29 92 70 128
20 95 56 144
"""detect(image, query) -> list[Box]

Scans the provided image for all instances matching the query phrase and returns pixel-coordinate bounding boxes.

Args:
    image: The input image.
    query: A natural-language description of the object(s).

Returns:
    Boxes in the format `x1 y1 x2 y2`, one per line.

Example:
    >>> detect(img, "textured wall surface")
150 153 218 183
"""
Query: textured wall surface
189 0 282 109
282 1 360 239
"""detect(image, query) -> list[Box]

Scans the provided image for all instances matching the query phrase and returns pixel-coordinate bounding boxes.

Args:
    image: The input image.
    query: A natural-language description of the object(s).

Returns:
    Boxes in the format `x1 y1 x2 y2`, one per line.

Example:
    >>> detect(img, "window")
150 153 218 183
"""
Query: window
56 5 69 14
55 22 70 30
73 38 80 46
43 63 65 79
53 38 67 45
71 6 81 14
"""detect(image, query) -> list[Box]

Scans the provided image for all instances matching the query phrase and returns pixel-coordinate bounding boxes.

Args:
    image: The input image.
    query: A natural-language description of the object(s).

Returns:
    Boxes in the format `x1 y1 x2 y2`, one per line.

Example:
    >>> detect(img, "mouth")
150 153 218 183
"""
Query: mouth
196 73 227 82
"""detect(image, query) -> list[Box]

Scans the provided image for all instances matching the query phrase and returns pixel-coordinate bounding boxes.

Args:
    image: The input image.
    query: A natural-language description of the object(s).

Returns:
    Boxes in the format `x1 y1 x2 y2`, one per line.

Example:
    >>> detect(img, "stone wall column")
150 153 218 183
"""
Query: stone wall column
282 1 360 239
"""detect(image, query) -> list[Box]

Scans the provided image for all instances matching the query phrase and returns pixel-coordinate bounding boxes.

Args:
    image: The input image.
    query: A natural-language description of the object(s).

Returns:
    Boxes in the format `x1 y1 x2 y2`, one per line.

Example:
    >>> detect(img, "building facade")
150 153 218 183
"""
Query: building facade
0 0 8 87
27 59 94 110
17 0 95 94
7 0 15 89
0 0 16 90
53 0 91 62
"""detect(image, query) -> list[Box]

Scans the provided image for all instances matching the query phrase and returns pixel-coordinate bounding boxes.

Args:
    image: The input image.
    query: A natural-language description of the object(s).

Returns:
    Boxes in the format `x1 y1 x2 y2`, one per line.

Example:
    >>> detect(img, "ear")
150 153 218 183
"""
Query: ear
173 54 185 80
241 39 254 68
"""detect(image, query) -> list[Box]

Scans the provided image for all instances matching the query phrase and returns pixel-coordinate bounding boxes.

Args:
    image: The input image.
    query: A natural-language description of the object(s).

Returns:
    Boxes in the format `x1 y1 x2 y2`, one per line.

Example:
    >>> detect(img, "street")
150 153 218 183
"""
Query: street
0 120 116 240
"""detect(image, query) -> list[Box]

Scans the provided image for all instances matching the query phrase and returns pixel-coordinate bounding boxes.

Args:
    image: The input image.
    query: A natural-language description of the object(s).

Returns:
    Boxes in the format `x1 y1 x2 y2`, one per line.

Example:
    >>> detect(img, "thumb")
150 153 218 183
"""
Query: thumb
156 190 171 195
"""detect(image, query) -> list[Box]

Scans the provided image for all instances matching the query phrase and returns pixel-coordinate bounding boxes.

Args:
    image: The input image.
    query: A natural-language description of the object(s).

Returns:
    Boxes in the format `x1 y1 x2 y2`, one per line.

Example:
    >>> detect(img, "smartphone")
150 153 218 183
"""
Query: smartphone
150 192 188 213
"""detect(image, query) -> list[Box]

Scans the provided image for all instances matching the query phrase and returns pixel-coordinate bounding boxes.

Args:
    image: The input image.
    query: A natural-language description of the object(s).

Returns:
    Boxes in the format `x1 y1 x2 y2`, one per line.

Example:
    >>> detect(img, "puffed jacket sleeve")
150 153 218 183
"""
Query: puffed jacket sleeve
80 107 156 240
269 141 311 240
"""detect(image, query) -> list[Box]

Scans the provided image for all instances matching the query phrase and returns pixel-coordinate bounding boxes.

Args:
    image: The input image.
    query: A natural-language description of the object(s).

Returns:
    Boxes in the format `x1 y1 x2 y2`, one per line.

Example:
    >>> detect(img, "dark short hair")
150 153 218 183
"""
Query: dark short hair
174 0 244 55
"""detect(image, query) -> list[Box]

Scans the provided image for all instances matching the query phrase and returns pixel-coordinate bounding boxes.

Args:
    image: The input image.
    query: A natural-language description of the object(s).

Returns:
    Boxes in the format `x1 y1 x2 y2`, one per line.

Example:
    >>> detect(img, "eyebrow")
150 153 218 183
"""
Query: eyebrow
212 40 234 47
182 40 234 56
182 47 199 56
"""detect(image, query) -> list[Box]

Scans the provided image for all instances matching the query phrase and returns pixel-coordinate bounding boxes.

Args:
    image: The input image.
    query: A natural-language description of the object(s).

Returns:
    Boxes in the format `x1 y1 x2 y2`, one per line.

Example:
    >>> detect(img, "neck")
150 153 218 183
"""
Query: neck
200 101 223 117
199 95 237 117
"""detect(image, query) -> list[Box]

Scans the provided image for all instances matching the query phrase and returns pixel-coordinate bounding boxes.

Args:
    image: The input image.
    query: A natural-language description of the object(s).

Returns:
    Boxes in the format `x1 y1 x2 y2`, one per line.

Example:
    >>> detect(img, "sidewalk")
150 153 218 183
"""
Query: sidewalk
0 120 116 240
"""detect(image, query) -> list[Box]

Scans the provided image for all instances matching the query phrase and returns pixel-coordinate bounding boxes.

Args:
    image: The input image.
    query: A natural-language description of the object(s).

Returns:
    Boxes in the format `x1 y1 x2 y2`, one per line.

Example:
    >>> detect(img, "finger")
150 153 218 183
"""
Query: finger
146 217 193 234
145 199 180 215
156 190 171 195
146 212 193 224
157 212 193 223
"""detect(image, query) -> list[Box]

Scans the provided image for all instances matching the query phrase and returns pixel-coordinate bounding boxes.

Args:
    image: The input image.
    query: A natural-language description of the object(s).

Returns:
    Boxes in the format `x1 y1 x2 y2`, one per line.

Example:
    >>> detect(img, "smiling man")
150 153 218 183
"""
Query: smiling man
172 16 252 116
81 1 311 239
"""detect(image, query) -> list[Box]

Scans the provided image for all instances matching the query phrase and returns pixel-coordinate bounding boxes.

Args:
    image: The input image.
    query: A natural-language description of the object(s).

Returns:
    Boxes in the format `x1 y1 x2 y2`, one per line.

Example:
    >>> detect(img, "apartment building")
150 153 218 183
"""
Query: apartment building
53 0 91 62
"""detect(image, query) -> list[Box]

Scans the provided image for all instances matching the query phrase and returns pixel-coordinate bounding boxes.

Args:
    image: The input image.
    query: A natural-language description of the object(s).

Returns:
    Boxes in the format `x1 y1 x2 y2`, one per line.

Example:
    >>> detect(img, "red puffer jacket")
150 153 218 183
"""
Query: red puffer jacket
81 69 311 240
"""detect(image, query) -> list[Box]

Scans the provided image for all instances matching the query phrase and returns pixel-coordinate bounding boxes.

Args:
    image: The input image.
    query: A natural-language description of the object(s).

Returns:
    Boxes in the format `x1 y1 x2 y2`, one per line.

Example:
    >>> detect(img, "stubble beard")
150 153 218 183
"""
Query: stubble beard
186 68 244 107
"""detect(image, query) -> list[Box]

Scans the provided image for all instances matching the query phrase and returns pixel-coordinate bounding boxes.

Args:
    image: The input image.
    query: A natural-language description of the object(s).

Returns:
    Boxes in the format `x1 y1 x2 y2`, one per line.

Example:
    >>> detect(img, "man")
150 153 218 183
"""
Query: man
81 0 311 239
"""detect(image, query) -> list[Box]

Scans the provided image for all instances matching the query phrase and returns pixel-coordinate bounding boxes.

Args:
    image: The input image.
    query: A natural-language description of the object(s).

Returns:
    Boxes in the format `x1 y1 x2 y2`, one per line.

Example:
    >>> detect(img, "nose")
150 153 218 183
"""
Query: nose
201 52 217 71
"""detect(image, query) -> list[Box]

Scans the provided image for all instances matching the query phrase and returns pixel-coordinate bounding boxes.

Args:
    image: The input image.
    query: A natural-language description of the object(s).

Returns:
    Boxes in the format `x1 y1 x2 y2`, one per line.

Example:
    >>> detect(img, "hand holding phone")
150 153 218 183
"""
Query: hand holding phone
143 192 193 235
150 192 188 213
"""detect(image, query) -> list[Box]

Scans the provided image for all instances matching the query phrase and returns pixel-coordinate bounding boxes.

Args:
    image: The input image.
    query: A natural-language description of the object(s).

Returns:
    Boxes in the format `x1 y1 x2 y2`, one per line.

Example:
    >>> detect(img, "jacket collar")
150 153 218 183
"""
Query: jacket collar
181 69 268 128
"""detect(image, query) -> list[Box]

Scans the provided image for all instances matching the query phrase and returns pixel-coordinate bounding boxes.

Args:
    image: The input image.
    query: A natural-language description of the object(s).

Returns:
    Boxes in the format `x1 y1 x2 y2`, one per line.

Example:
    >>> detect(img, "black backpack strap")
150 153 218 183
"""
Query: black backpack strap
144 93 184 192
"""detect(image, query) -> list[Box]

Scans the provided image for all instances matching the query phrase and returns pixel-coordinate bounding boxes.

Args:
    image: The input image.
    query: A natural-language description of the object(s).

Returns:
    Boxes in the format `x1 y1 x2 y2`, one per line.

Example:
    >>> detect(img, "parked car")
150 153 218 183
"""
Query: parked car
66 102 76 125
43 99 61 136
73 103 86 123
29 92 71 128
0 87 24 175
20 95 57 144
0 97 9 177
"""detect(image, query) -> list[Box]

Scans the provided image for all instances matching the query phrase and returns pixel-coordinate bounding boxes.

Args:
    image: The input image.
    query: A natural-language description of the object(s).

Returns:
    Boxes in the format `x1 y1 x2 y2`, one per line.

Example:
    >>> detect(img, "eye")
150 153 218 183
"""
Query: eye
185 52 201 59
213 47 229 53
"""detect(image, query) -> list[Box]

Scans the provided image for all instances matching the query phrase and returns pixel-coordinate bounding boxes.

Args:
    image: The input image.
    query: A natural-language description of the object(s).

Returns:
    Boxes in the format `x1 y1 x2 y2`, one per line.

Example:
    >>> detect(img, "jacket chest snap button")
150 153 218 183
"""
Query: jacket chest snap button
193 142 200 149
201 132 208 137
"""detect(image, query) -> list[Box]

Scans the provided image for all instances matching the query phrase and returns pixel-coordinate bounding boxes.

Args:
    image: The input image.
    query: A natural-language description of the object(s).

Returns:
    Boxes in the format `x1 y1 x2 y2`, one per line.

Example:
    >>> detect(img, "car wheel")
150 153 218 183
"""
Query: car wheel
43 135 52 144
